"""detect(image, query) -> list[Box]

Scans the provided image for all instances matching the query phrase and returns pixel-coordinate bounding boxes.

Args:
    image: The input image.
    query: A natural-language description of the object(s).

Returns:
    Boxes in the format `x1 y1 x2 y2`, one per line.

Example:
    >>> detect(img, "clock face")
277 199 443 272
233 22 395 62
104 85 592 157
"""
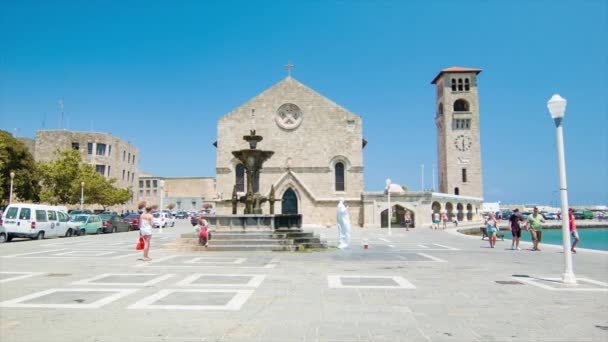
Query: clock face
454 134 472 152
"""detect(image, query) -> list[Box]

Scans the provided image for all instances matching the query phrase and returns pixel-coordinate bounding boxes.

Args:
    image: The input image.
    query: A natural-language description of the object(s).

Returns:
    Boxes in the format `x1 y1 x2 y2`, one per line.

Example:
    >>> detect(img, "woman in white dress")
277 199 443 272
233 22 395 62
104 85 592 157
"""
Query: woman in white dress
139 206 154 261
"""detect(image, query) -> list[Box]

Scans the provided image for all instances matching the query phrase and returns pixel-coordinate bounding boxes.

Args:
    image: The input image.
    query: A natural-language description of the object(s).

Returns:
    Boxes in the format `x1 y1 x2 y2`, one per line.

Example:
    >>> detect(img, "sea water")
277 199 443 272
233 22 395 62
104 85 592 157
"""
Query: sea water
502 228 608 251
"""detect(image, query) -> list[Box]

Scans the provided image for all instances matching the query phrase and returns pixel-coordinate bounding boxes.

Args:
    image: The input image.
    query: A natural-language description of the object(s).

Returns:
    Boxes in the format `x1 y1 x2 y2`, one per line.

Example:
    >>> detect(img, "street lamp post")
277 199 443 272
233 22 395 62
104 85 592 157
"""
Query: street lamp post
159 180 165 233
420 164 424 191
385 178 392 236
80 182 85 210
547 94 576 284
9 172 15 204
432 164 436 191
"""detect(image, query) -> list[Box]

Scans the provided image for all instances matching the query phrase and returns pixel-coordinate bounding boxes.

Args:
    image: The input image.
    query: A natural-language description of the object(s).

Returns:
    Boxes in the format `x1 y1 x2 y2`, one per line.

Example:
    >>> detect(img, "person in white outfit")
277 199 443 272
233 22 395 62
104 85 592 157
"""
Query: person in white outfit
337 198 351 249
139 206 154 261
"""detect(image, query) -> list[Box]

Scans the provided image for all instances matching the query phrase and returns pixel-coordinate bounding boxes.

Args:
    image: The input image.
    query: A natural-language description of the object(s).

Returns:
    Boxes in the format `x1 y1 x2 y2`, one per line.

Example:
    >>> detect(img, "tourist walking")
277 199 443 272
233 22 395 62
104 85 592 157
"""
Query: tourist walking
526 207 545 251
432 212 440 229
441 212 448 229
336 198 351 249
139 205 154 261
404 211 411 231
509 209 524 250
569 208 580 253
485 212 499 248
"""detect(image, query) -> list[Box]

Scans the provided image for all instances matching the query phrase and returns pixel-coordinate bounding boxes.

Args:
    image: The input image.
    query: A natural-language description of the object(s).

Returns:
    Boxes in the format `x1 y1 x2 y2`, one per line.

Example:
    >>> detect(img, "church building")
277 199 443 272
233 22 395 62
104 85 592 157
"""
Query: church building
213 67 484 228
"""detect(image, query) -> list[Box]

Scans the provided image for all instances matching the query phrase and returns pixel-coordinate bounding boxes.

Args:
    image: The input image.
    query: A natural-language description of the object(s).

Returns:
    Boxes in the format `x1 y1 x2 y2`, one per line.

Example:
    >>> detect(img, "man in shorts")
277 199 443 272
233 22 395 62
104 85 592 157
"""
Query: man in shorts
526 207 545 251
509 209 524 250
569 208 580 253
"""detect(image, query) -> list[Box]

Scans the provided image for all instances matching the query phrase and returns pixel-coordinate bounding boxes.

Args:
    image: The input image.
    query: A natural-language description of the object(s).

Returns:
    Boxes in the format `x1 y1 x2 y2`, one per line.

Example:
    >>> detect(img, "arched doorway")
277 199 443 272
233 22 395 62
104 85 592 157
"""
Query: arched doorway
431 201 441 218
466 203 473 221
281 188 298 214
445 202 454 220
381 205 414 228
456 203 464 221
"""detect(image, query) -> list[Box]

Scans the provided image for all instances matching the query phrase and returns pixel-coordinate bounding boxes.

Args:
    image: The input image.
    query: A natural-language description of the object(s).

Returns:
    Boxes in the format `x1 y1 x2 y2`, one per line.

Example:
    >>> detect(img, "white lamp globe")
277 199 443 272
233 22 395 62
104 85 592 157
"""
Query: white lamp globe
547 94 567 119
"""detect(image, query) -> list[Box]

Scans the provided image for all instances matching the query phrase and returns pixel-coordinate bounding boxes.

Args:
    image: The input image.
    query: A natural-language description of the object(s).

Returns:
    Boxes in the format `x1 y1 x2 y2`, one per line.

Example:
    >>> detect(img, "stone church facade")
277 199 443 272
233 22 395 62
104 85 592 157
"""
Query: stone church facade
214 76 365 226
214 69 484 228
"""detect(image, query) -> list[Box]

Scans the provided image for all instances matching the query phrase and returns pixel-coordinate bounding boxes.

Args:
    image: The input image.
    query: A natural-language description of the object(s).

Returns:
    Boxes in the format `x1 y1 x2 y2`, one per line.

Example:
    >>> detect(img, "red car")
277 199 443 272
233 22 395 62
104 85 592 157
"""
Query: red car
123 213 140 230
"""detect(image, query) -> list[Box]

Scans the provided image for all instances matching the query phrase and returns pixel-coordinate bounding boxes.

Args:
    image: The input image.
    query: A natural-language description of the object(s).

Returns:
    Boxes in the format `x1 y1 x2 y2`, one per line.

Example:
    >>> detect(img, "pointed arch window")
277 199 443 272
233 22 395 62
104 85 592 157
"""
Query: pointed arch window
451 79 457 91
235 164 245 192
458 78 464 91
464 78 470 91
335 162 345 191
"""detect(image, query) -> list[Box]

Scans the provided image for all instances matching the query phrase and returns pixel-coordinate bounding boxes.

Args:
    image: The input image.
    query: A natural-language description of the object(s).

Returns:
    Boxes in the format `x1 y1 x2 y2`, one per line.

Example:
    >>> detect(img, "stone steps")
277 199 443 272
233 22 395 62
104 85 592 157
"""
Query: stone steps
195 245 298 252
210 239 294 245
179 228 327 251
181 232 289 240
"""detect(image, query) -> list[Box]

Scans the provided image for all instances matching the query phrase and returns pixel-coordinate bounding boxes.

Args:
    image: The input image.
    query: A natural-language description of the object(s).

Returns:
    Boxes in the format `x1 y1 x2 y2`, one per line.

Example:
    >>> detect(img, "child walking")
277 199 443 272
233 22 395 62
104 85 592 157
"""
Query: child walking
196 218 211 247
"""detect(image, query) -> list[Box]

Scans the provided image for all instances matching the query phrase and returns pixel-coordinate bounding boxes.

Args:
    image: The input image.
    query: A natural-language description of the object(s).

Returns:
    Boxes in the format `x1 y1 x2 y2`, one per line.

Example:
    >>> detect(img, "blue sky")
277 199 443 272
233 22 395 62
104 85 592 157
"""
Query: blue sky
1 1 606 205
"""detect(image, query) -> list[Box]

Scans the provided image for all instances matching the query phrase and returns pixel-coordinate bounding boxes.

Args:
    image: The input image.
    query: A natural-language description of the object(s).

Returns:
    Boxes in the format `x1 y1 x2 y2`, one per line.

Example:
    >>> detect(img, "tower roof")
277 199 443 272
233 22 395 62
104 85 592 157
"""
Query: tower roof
431 67 482 84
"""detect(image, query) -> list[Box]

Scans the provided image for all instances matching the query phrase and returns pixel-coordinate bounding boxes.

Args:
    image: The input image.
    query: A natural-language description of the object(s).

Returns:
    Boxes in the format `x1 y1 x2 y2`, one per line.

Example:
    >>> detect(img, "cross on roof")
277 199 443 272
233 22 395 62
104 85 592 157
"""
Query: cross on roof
285 60 294 77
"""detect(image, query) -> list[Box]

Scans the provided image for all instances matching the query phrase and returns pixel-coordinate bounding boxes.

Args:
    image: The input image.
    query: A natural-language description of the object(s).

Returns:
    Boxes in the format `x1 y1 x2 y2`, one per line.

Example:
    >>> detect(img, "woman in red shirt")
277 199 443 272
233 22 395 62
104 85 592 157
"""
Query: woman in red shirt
569 208 580 253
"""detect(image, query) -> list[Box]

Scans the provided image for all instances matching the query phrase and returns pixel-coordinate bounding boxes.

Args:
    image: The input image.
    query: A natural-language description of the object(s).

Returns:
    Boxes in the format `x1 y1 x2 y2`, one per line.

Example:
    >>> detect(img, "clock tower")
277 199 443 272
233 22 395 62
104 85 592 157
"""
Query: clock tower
432 67 483 198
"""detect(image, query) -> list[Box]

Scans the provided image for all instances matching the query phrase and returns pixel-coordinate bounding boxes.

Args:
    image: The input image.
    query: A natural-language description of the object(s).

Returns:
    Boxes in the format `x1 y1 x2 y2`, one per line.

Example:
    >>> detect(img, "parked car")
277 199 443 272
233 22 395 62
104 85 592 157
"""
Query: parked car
190 214 199 226
175 211 188 219
574 210 594 220
2 203 71 241
0 225 7 243
101 211 118 216
99 213 132 233
68 209 93 216
153 212 174 228
544 212 559 220
68 214 104 235
123 213 140 230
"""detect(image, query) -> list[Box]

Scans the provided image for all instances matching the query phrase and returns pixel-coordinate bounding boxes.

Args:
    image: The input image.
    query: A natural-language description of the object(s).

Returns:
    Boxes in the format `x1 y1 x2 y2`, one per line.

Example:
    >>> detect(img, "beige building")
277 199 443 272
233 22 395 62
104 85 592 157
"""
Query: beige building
138 174 216 211
34 130 139 210
213 71 484 228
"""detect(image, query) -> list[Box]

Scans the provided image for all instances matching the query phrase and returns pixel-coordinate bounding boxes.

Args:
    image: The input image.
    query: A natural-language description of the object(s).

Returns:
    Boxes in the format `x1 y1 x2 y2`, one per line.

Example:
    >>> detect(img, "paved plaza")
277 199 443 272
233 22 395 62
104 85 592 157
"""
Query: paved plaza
0 220 607 342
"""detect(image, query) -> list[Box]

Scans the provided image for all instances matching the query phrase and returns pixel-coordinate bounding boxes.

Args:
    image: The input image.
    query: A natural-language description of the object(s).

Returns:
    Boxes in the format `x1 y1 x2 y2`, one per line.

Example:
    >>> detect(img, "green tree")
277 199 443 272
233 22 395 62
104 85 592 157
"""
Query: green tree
38 150 82 204
96 178 133 210
0 130 40 204
38 150 132 208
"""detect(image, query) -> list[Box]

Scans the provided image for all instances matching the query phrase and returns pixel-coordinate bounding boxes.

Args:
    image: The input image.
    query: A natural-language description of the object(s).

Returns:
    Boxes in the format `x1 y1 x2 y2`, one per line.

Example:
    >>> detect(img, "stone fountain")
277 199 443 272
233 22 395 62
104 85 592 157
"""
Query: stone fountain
203 129 301 231
231 130 275 215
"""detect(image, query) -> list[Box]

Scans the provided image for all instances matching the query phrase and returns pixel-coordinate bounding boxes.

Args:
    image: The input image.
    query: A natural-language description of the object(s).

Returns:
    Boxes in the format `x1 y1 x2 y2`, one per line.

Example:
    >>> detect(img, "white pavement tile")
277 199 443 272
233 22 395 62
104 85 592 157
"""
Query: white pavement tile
0 288 139 309
176 273 266 288
0 272 45 284
328 275 416 289
71 273 175 286
127 289 254 311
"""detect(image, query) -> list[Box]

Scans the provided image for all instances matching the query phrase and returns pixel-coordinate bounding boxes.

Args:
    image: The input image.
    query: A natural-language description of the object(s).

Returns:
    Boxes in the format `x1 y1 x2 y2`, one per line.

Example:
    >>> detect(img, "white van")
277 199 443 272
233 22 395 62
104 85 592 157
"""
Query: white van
2 203 70 241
